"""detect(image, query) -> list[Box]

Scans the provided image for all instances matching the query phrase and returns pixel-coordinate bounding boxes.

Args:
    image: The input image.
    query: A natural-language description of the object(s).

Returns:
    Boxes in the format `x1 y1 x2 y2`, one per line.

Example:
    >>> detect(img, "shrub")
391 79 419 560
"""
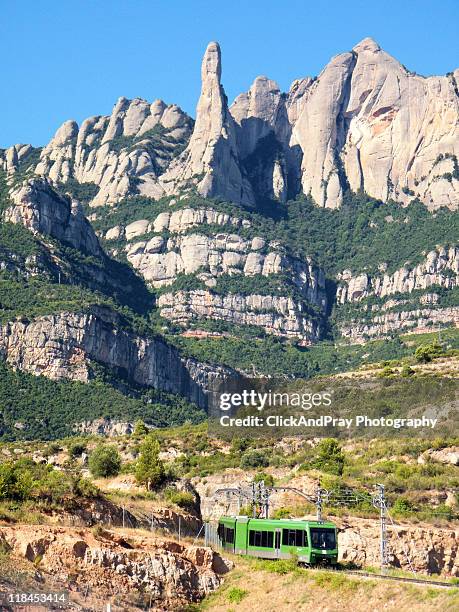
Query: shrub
311 439 345 476
240 449 269 469
164 488 195 510
391 497 414 516
67 440 87 458
253 472 274 487
133 419 148 437
400 364 415 377
135 434 165 488
88 445 122 478
414 341 443 363
272 507 292 519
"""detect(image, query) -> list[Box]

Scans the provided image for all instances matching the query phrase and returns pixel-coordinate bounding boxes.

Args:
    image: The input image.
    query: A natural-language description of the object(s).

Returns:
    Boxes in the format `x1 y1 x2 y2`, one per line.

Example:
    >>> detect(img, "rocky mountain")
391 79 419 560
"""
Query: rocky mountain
3 37 457 210
0 37 458 433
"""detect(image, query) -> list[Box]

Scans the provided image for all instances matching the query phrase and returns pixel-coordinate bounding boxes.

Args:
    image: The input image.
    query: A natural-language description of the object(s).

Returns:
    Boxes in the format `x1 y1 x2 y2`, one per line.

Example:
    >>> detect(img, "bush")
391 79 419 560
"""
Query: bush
164 488 195 510
133 419 148 437
88 445 122 478
240 449 269 469
135 434 165 488
391 497 414 516
414 341 443 363
311 439 345 476
253 472 274 487
400 364 415 377
227 587 248 604
67 440 87 458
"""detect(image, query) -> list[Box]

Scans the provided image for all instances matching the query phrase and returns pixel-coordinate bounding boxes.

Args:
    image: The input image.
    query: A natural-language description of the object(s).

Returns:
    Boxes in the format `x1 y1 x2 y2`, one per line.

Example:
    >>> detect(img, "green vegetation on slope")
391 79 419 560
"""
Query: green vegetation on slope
0 359 205 441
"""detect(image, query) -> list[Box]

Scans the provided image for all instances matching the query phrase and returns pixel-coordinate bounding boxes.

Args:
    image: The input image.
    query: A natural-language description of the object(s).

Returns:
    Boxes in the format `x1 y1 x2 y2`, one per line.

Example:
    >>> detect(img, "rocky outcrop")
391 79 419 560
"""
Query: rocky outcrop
126 228 326 295
5 178 102 256
338 306 459 342
3 39 458 210
0 307 237 410
337 517 459 576
419 446 459 466
158 290 322 342
289 38 459 209
160 42 255 205
105 206 252 242
33 97 193 206
337 246 459 303
0 525 229 608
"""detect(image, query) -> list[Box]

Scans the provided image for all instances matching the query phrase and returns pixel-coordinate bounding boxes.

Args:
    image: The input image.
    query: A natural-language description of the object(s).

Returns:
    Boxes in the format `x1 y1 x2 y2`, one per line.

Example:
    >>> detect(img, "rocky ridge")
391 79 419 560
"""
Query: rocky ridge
337 246 459 303
2 38 457 210
0 307 236 410
5 178 102 256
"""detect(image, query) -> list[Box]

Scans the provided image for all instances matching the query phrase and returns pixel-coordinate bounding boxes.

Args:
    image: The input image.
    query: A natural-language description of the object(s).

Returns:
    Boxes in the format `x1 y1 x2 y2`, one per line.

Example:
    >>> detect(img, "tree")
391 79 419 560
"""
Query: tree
253 472 274 487
414 341 443 363
133 419 148 437
312 438 345 476
135 434 165 489
88 445 121 478
240 449 269 469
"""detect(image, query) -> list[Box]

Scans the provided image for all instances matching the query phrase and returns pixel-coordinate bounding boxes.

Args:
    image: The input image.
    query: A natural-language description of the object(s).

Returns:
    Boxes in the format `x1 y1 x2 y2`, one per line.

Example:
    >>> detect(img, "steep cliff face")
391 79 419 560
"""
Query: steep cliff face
158 290 323 342
334 246 459 342
160 42 254 206
337 246 459 303
229 37 459 210
5 178 102 256
0 307 236 410
3 38 456 210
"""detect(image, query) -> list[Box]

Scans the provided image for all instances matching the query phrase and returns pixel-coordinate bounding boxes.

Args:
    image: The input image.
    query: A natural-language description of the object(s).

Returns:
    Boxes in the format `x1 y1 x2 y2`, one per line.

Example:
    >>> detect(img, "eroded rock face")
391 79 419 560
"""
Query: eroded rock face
3 38 458 210
337 517 459 576
160 42 255 206
0 525 228 608
338 306 459 342
337 247 459 303
5 179 102 256
0 307 237 410
33 97 193 206
158 290 322 342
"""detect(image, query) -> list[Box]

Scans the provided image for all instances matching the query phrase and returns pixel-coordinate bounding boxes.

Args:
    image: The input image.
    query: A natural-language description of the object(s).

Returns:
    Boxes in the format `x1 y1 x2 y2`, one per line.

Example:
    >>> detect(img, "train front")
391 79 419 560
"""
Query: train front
307 522 338 565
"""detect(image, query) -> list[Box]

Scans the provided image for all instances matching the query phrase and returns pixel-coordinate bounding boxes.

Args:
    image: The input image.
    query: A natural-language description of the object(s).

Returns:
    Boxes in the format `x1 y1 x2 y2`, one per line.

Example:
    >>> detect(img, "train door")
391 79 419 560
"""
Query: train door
274 529 281 558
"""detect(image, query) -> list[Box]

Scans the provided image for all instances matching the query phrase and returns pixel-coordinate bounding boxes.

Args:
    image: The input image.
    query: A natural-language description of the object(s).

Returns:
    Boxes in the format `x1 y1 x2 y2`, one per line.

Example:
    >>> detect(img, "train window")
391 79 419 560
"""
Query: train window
225 527 235 544
282 529 307 547
249 530 274 548
310 528 336 549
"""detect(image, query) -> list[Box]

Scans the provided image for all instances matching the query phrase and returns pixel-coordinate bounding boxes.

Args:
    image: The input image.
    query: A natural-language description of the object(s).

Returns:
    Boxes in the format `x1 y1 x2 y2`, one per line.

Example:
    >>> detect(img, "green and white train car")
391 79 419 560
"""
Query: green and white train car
217 516 338 565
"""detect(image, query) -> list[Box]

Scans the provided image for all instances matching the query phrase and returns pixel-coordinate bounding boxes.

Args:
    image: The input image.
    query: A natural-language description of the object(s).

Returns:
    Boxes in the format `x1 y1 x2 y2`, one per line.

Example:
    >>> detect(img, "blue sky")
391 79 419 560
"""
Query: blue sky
1 0 458 148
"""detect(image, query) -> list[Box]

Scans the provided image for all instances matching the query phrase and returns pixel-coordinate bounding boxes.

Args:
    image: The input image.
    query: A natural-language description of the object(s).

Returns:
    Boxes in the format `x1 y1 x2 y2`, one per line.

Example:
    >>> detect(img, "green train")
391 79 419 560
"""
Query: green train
217 516 338 565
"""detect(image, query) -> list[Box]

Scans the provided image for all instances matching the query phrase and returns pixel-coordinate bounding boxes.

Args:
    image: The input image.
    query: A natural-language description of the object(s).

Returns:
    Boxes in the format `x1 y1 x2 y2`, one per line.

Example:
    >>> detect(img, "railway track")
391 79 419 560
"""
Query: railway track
321 566 459 589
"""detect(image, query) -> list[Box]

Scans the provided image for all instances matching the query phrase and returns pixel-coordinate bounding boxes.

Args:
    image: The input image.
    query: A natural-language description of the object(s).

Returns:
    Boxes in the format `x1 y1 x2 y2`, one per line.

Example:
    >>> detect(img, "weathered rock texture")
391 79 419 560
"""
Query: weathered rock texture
158 290 323 342
0 307 237 410
0 525 229 608
337 247 459 303
335 246 459 342
339 306 459 342
5 178 102 256
33 97 193 206
160 42 254 205
4 37 456 209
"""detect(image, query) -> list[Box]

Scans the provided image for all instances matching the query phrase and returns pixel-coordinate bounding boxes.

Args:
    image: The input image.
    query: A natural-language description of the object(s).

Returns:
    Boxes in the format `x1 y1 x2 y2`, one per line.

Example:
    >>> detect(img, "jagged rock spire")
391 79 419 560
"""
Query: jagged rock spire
161 42 254 206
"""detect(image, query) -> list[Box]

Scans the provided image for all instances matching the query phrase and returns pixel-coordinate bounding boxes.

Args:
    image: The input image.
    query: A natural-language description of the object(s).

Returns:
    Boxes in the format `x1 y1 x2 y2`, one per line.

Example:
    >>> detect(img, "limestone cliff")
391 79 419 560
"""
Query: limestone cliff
5 178 102 256
337 246 459 303
0 307 237 410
